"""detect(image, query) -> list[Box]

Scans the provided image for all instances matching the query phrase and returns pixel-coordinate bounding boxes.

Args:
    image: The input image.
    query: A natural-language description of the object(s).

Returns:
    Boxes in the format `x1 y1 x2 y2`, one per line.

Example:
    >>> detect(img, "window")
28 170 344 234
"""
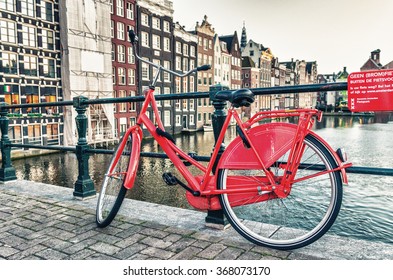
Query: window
0 20 16 43
141 13 149 26
28 124 42 145
40 0 54 22
152 35 160 50
175 99 181 110
116 0 124 16
118 67 125 85
175 77 181 94
163 37 170 52
164 111 171 126
47 123 59 144
152 17 160 30
22 25 36 47
110 20 114 38
117 45 125 62
127 46 135 64
163 21 170 32
190 46 196 57
41 29 54 50
21 0 35 17
190 60 195 70
110 0 113 14
1 52 18 74
3 85 19 110
176 115 181 126
141 32 149 47
0 0 15 12
163 61 170 82
182 99 188 110
44 87 58 114
175 56 181 71
176 42 182 53
189 76 195 91
128 68 135 85
203 38 208 50
141 61 149 80
111 44 115 61
23 55 38 76
129 91 136 111
190 114 194 125
126 2 134 19
112 67 116 84
117 90 126 112
163 87 171 106
189 99 195 111
43 58 55 78
183 58 188 72
117 22 124 40
183 44 189 56
25 85 39 113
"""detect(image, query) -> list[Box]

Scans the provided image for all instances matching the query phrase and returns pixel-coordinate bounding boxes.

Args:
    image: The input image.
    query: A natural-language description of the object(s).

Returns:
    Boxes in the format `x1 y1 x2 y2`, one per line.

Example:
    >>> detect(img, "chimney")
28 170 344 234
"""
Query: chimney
371 49 381 65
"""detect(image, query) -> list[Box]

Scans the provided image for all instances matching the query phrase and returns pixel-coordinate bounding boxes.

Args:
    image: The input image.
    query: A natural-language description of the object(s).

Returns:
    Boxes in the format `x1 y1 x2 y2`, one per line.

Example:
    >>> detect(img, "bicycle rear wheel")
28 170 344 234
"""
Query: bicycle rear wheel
96 134 133 228
218 134 343 250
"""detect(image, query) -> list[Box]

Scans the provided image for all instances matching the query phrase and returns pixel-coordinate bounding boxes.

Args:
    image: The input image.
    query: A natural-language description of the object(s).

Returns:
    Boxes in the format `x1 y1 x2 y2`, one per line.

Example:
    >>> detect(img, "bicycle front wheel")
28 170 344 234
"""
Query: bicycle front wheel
218 134 343 250
96 134 134 228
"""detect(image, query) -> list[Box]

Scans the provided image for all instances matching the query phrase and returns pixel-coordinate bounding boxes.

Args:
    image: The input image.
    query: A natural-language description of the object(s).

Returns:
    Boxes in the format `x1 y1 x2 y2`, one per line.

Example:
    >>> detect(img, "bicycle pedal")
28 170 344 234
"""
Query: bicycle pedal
162 172 178 186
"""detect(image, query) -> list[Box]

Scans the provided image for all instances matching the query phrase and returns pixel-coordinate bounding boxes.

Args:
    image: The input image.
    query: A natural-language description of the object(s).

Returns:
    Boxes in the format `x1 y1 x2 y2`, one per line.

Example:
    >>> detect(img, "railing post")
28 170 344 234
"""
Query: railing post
73 96 96 199
205 84 230 229
0 103 17 182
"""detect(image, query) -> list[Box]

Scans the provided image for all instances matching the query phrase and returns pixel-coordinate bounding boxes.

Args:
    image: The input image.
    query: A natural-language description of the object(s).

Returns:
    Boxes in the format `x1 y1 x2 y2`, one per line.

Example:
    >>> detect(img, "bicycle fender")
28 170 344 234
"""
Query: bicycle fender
308 131 349 184
124 127 142 189
217 123 297 170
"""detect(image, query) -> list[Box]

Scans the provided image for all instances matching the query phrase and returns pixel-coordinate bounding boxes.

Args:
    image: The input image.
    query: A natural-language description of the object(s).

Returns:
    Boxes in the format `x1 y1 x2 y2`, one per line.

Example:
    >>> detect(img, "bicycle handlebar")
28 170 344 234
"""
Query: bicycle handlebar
128 29 211 80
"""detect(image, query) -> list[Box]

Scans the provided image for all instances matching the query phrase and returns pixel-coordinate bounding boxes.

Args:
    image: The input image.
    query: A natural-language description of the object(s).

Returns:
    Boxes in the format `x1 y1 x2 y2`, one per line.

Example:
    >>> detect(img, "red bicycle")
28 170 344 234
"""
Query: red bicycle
96 30 352 250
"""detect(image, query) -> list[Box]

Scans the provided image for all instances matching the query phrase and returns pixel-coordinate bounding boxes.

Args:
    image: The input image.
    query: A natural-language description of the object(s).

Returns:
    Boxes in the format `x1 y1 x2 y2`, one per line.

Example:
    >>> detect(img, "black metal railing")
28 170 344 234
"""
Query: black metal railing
1 82 392 209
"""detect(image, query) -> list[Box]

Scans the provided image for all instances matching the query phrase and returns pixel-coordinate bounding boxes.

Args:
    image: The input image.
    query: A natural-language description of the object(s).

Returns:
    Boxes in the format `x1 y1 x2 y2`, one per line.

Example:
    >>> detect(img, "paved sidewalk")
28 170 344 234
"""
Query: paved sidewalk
0 180 392 260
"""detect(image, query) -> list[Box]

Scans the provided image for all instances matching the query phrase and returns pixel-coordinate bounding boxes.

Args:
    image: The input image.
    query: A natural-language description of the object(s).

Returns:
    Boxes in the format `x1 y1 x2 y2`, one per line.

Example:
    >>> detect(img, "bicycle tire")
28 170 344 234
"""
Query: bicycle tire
96 134 133 228
218 133 343 250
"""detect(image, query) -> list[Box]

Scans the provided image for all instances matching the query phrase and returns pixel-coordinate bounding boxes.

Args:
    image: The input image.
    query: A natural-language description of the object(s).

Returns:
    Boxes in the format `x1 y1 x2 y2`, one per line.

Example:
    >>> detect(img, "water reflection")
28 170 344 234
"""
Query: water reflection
12 115 393 244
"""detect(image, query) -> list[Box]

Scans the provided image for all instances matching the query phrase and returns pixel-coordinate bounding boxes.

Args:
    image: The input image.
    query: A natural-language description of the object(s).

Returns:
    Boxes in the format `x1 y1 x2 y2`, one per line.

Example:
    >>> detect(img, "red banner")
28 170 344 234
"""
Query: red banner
348 69 393 112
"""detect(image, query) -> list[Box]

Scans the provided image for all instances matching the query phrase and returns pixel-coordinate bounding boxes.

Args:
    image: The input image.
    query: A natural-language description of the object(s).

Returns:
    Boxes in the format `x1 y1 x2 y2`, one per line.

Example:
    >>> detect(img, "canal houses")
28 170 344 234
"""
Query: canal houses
173 22 198 133
0 0 63 147
192 15 215 130
136 0 175 134
110 0 138 137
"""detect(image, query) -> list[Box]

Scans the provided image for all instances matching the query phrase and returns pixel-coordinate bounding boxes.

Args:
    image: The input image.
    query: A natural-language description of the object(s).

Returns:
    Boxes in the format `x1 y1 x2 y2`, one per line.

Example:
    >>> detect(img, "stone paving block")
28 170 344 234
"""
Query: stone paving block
41 238 73 251
250 246 291 259
115 233 147 248
46 228 76 241
192 231 224 243
34 248 69 260
0 246 20 258
68 230 99 243
170 246 203 260
22 255 43 260
140 246 176 260
7 225 35 238
164 226 196 237
197 243 227 259
85 253 119 260
92 233 123 244
191 240 211 249
237 251 266 260
139 227 170 239
7 244 48 260
164 233 182 243
218 239 254 251
113 243 148 259
140 236 173 249
115 225 143 239
64 249 96 260
61 238 97 255
1 235 27 248
141 221 168 231
128 253 150 260
90 242 121 255
166 237 196 253
214 247 245 260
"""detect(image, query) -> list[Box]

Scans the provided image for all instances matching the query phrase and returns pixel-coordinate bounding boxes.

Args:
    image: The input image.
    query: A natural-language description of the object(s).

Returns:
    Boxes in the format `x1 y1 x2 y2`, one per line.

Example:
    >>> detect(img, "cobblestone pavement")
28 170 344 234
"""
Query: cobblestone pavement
1 181 392 260
0 187 311 260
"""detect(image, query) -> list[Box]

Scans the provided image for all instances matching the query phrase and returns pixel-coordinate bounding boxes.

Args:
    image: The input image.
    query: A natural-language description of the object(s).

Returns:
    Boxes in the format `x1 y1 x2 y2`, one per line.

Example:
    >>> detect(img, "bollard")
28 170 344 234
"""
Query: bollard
205 84 229 228
0 103 17 182
73 96 96 199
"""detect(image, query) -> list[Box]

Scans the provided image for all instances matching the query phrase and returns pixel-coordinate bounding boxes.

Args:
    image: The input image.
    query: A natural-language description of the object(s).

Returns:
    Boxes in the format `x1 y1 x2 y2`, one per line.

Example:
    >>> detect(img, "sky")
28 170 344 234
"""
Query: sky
171 0 393 74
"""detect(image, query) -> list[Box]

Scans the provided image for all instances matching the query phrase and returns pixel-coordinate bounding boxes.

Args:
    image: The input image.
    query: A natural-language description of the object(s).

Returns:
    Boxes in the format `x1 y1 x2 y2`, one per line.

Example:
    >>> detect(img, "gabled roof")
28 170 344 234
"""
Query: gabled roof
383 60 393 69
242 56 255 68
360 58 382 71
219 31 239 54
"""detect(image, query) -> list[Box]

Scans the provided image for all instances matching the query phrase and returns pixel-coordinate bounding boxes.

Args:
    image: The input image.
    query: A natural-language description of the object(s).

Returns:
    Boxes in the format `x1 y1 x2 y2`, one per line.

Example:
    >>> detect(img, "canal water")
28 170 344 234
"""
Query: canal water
11 115 393 245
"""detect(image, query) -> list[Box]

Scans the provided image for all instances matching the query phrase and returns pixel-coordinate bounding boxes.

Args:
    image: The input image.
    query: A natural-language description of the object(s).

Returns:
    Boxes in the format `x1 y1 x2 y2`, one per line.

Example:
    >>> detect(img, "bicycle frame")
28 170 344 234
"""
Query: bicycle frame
120 86 351 207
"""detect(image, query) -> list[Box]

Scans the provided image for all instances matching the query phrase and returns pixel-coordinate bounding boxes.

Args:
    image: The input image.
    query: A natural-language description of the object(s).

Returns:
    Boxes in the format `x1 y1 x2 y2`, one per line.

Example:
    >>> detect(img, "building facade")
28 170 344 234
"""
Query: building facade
136 0 175 133
219 32 242 90
0 0 63 148
110 0 137 137
173 22 198 133
193 15 215 129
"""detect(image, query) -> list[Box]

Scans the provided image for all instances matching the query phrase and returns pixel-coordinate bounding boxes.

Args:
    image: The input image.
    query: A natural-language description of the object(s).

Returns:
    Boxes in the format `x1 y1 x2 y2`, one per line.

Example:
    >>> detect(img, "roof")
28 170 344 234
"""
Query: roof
242 56 255 68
